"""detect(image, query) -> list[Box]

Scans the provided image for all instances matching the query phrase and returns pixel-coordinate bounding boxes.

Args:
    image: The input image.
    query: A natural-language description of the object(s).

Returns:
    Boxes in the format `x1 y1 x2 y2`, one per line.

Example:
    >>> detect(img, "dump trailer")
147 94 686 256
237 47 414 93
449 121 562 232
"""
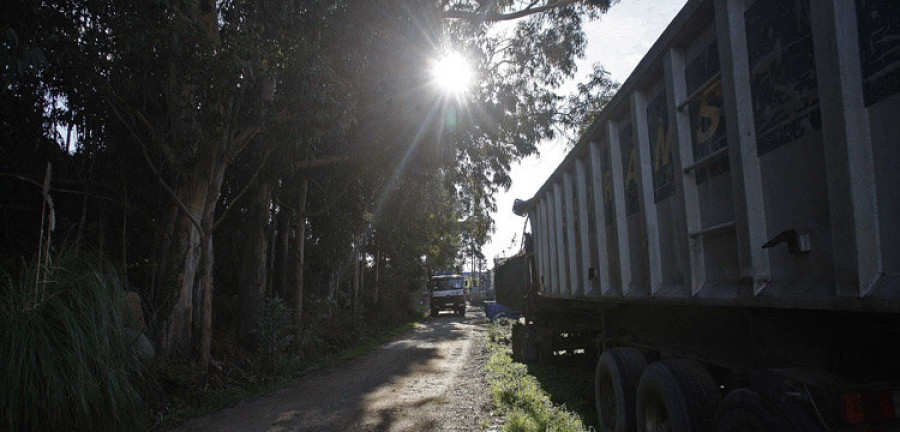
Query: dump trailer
494 254 529 313
511 0 900 430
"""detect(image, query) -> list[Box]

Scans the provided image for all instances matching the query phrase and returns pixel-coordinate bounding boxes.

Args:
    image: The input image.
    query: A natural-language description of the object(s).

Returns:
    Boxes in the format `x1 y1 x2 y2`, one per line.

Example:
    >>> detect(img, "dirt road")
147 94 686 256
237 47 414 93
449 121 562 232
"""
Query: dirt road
169 306 496 432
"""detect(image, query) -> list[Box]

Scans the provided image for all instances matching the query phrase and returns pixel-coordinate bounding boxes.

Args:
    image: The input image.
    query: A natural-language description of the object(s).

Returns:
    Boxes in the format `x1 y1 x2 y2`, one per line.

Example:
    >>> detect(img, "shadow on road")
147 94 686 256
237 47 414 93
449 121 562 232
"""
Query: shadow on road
171 306 485 432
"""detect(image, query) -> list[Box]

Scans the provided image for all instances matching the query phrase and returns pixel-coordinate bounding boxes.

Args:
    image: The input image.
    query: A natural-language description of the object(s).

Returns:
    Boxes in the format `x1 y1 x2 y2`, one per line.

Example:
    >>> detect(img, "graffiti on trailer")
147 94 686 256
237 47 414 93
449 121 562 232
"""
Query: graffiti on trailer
857 0 900 107
686 41 729 185
646 90 675 203
619 122 640 216
745 0 822 157
602 141 615 225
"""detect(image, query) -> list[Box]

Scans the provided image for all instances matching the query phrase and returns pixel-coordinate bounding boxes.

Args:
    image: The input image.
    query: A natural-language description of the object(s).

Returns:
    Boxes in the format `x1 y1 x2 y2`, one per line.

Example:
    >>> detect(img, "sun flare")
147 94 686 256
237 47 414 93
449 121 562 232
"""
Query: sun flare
431 52 473 95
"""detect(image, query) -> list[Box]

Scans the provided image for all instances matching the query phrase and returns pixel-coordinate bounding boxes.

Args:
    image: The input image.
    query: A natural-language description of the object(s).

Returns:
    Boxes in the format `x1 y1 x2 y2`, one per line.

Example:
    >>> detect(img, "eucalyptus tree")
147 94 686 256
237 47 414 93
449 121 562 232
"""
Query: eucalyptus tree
2 0 623 372
432 0 618 255
95 0 356 370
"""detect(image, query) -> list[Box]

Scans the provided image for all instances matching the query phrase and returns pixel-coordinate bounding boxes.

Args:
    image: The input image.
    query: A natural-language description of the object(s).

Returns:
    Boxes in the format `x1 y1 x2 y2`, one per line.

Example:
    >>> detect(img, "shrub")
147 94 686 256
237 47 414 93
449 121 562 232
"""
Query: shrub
0 251 146 431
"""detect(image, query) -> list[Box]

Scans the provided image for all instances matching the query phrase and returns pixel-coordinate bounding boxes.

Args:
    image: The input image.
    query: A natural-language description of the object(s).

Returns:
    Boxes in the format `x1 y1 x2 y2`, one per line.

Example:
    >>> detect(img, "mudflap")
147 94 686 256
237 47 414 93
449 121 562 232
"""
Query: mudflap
512 323 538 363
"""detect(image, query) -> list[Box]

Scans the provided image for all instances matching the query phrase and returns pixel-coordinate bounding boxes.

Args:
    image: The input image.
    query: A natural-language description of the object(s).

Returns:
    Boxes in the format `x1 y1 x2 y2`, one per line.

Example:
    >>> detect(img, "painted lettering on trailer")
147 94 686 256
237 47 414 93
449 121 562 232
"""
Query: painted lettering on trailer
620 123 640 216
602 142 615 225
745 0 821 157
857 0 900 107
647 90 675 202
686 40 729 184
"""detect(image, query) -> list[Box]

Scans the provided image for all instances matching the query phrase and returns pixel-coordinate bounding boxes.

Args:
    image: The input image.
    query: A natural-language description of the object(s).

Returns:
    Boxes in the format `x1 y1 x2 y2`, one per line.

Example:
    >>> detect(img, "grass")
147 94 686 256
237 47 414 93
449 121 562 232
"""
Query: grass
527 362 597 428
0 251 146 431
485 320 588 432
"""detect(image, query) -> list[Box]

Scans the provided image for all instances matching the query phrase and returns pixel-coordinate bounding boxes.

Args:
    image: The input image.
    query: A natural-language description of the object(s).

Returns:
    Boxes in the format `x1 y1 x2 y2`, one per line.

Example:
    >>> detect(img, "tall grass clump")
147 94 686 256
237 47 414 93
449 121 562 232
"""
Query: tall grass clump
1 250 146 431
485 321 586 432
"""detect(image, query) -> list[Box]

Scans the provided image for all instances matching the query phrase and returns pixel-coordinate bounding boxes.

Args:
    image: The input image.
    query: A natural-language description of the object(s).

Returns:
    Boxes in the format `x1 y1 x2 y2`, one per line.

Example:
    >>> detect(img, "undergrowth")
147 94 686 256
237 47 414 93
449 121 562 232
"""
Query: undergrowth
0 251 146 431
0 247 426 431
485 320 587 432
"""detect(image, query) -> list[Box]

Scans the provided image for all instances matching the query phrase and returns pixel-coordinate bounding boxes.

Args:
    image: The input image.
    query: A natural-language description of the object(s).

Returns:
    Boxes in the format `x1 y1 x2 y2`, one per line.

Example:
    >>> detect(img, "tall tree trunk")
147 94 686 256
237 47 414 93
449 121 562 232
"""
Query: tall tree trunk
267 199 278 296
154 0 225 372
274 202 291 299
374 247 380 304
291 174 309 324
157 180 206 361
195 229 213 370
195 151 228 372
238 182 272 348
353 241 360 316
156 148 227 373
359 248 365 306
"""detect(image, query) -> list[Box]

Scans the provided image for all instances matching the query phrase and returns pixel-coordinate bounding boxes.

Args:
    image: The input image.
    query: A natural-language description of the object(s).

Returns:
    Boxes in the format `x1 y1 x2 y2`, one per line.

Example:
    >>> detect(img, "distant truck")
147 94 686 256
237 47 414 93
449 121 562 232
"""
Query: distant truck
429 273 466 317
508 0 900 431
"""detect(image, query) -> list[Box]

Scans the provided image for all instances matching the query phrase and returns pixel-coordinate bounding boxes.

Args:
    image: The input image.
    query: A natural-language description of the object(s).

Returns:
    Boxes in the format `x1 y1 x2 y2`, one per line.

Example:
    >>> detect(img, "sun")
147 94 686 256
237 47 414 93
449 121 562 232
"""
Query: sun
431 52 474 95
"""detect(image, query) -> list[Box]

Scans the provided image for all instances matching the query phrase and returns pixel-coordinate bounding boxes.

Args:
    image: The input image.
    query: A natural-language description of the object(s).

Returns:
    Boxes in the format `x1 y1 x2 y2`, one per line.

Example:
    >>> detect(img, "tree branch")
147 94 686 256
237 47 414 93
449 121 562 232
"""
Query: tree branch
109 101 204 231
213 147 274 231
289 155 350 172
0 173 159 227
443 0 581 21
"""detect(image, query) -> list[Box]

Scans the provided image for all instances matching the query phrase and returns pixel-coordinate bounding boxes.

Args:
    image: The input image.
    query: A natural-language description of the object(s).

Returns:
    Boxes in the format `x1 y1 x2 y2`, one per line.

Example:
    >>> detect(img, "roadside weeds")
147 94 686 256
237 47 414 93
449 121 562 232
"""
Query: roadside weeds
484 320 590 432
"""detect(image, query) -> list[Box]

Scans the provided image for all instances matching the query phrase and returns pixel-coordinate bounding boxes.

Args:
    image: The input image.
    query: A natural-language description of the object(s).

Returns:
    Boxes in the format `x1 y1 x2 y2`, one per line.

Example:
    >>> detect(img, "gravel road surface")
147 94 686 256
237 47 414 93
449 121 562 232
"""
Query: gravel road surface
168 306 497 432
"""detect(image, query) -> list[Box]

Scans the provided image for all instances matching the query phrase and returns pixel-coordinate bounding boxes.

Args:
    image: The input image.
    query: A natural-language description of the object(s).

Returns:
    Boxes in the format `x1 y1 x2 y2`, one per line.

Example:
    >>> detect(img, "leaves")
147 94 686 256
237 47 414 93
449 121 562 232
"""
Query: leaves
2 0 617 379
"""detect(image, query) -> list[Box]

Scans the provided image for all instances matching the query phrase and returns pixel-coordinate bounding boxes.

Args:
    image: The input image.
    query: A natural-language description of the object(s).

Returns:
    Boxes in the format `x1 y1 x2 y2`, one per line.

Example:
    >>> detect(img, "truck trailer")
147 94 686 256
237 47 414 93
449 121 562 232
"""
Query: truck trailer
509 0 900 430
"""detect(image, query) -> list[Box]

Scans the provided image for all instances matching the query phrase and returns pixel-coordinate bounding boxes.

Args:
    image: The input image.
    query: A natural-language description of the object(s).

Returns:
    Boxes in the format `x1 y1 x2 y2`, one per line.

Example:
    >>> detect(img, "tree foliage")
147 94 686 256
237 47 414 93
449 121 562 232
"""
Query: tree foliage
1 0 617 407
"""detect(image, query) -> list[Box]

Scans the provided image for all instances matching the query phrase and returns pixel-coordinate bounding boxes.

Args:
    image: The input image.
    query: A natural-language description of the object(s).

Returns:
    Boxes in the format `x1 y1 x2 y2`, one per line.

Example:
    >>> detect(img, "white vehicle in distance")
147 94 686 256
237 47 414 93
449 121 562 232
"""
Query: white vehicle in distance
429 273 466 317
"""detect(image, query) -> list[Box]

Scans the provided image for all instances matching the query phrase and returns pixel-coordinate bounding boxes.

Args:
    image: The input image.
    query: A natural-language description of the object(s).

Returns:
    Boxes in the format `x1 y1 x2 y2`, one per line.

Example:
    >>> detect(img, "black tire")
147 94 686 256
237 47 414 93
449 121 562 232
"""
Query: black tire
714 389 795 432
595 348 647 432
636 359 722 432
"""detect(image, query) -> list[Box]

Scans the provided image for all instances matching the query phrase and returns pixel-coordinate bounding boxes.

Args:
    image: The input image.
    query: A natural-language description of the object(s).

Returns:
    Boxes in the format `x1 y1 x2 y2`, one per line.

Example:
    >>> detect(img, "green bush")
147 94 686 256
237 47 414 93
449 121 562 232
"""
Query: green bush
0 252 146 431
254 296 297 355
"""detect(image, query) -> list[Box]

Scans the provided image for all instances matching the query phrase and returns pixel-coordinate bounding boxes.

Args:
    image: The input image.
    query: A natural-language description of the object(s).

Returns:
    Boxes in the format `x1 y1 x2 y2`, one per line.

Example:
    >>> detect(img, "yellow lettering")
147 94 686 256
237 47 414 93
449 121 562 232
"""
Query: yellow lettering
697 85 721 144
603 171 612 203
654 124 671 171
626 148 637 187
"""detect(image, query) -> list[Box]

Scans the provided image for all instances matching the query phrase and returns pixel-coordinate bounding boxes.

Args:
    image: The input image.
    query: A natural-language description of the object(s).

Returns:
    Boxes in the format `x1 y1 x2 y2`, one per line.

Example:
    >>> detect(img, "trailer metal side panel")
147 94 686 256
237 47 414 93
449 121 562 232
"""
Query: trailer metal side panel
575 158 596 296
520 0 900 312
494 254 528 312
588 140 614 296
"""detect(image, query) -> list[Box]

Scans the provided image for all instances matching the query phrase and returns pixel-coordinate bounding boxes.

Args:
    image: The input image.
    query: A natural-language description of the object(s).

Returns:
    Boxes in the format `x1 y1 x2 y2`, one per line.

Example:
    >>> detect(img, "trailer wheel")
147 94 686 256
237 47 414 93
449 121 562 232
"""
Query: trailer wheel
595 348 647 432
714 389 794 432
636 360 721 432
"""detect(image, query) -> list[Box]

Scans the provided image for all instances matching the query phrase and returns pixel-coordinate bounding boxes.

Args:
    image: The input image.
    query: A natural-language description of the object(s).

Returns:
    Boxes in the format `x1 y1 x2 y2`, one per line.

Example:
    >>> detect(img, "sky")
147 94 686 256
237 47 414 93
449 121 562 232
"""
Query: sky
481 0 688 267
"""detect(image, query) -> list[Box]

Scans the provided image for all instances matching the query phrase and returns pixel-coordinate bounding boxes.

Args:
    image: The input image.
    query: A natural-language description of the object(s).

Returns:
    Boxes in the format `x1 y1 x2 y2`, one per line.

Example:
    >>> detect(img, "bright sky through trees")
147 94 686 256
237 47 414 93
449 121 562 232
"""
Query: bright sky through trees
483 0 689 266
